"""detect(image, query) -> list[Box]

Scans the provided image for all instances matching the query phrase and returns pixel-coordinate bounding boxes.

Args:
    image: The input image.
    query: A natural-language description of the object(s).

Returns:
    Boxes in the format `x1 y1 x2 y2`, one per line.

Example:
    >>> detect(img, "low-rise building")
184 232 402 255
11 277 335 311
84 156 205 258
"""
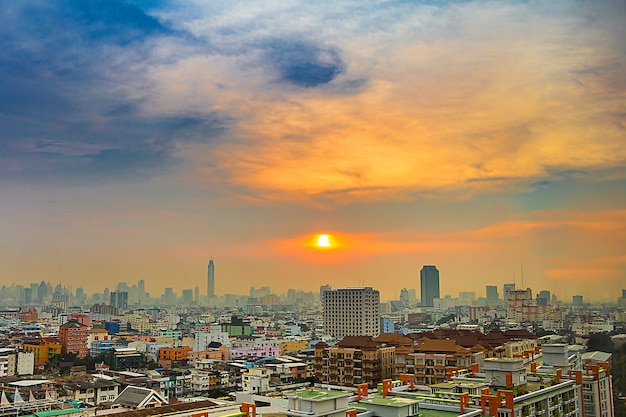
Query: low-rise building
64 379 120 405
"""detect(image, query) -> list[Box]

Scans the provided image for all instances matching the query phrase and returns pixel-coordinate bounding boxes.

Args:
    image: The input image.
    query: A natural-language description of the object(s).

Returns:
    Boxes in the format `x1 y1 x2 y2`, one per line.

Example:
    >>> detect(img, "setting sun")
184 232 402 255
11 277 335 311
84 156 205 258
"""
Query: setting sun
317 234 331 247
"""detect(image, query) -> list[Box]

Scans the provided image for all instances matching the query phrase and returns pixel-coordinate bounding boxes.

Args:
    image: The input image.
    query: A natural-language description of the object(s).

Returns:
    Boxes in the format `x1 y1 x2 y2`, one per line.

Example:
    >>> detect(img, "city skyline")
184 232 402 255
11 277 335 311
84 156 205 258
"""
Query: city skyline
1 1 625 301
0 275 611 307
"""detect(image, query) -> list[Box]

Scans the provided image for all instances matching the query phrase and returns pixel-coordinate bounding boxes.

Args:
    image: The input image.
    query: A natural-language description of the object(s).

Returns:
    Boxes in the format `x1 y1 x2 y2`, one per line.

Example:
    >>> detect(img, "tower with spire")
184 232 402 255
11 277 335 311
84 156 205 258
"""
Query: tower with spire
207 259 215 299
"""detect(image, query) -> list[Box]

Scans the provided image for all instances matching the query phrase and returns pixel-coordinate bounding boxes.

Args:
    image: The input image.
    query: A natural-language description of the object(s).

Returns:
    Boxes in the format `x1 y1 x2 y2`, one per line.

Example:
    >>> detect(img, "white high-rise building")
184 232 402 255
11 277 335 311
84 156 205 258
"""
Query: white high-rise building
322 287 380 338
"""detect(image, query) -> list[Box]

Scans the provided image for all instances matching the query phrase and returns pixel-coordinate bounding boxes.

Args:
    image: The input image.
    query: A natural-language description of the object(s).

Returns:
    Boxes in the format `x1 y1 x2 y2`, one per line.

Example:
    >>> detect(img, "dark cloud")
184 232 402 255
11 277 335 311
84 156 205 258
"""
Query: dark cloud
263 39 345 88
0 0 223 184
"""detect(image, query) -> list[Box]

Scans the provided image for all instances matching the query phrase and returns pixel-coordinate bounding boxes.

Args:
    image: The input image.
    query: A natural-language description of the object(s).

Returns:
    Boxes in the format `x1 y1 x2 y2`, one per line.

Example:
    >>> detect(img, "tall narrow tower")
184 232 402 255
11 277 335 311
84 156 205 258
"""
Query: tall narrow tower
207 259 215 298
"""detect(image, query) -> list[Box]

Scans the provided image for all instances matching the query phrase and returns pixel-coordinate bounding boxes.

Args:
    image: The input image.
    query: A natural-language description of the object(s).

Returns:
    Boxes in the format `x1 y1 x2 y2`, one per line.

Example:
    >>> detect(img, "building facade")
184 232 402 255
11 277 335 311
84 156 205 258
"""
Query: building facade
322 287 380 338
314 336 395 388
58 319 90 358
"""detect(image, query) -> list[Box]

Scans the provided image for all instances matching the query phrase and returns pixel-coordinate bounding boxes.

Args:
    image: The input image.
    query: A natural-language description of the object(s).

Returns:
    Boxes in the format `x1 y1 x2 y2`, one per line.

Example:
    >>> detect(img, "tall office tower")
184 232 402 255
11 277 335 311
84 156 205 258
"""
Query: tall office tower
420 265 440 307
207 259 215 298
181 289 193 305
503 283 515 304
194 286 199 303
37 281 47 303
537 290 551 306
399 288 410 308
110 291 128 310
486 285 499 304
162 288 176 305
322 287 380 338
572 295 583 307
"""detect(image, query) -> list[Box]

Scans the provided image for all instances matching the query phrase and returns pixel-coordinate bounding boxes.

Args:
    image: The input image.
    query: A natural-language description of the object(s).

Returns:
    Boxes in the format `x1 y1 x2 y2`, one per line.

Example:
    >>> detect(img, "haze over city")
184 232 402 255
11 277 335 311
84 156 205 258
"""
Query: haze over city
1 1 625 301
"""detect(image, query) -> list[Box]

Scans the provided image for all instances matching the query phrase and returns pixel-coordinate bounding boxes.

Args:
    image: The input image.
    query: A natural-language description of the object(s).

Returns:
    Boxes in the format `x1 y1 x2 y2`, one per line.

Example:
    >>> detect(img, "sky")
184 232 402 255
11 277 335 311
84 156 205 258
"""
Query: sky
1 0 625 302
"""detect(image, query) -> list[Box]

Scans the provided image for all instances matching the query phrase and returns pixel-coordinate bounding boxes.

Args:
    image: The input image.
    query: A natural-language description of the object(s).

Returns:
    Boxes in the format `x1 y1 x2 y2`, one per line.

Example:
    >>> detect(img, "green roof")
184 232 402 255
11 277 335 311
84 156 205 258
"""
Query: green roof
290 388 350 400
362 397 419 407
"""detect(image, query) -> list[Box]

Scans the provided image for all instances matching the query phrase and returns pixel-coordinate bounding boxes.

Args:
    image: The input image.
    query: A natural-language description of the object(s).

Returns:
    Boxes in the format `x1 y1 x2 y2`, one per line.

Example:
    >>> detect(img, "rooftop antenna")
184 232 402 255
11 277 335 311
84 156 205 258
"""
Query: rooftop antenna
521 265 524 289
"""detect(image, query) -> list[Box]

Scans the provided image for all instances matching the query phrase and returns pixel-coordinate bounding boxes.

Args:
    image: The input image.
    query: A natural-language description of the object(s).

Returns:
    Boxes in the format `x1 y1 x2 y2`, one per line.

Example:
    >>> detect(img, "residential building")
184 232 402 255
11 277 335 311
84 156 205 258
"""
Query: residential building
64 379 120 405
159 346 192 363
194 327 231 351
401 338 485 385
23 338 62 363
0 348 16 377
314 336 395 388
242 367 270 393
507 288 552 321
285 388 351 417
58 319 90 358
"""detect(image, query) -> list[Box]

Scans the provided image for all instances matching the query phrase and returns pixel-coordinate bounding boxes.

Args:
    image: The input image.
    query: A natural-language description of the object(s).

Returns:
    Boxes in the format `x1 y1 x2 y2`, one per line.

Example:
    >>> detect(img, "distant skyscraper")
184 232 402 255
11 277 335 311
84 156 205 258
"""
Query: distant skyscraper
322 287 380 338
320 284 331 303
399 288 410 308
110 291 128 310
537 290 551 306
503 283 515 304
181 289 193 305
486 285 499 304
420 265 440 307
207 259 215 298
572 295 583 307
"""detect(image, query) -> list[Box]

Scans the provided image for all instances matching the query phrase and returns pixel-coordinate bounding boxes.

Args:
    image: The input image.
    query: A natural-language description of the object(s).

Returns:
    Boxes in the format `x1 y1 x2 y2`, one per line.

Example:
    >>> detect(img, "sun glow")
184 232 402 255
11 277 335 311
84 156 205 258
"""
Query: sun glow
317 234 331 247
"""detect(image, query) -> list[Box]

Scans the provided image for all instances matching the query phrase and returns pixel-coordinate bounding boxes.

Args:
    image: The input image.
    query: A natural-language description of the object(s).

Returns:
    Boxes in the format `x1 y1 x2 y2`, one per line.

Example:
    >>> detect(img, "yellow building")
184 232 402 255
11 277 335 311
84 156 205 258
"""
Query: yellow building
280 339 308 355
23 339 62 363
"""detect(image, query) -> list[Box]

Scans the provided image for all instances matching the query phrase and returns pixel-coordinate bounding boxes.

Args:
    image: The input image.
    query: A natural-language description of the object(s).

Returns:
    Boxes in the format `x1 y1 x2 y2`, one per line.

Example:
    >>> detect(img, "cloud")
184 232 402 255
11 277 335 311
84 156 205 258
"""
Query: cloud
0 0 223 183
149 0 624 204
2 0 625 203
262 39 345 88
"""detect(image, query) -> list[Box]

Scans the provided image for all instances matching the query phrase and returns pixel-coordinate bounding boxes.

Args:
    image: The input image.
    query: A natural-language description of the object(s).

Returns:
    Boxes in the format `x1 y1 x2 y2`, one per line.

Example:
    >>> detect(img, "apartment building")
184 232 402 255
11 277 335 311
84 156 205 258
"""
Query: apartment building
314 336 394 388
58 319 90 358
398 338 485 385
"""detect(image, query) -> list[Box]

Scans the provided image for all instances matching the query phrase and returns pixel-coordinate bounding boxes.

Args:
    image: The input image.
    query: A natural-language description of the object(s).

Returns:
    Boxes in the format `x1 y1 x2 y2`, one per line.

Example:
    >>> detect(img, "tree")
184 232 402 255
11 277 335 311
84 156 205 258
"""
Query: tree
587 333 614 353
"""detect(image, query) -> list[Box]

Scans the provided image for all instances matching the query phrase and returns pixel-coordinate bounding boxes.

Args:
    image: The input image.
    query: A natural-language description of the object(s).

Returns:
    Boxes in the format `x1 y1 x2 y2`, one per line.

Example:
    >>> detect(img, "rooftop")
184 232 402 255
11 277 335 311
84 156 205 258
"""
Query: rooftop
361 397 419 407
289 389 350 400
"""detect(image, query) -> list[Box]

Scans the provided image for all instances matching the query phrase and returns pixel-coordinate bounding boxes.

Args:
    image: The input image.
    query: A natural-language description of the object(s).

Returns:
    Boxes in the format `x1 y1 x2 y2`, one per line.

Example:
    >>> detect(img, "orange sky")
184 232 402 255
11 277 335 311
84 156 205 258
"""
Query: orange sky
0 1 625 302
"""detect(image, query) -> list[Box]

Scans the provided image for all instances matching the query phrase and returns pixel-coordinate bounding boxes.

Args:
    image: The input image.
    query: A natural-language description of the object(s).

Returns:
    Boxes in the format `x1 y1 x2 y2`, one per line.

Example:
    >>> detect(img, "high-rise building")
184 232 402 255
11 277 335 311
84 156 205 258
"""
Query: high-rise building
322 287 380 338
58 319 89 358
181 289 193 305
503 283 515 303
109 291 128 310
207 259 215 298
572 295 583 307
399 288 410 308
537 290 551 306
486 285 499 304
162 288 176 305
420 265 440 307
